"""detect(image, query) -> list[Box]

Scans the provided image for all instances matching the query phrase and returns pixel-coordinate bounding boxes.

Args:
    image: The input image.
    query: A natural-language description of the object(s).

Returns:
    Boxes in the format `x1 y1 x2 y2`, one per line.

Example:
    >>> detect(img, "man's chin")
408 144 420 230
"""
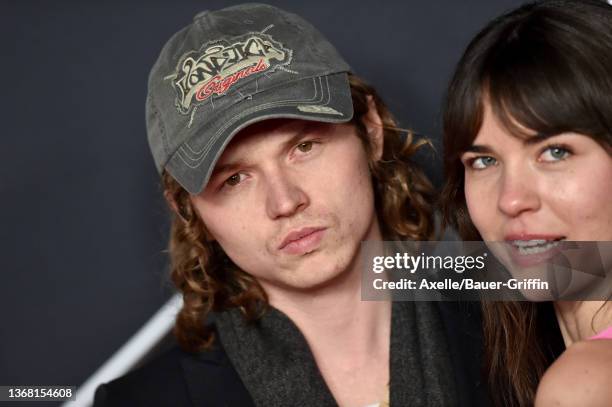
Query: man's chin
264 264 354 295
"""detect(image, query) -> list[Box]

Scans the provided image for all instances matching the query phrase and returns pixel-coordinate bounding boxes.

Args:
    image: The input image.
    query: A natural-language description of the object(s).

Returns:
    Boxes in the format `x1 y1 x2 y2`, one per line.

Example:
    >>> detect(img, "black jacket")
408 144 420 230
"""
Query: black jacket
94 342 255 407
93 302 489 407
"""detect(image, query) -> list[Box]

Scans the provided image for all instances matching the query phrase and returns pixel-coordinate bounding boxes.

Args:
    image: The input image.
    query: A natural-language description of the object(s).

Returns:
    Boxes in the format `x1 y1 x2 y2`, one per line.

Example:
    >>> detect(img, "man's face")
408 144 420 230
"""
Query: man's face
190 117 382 295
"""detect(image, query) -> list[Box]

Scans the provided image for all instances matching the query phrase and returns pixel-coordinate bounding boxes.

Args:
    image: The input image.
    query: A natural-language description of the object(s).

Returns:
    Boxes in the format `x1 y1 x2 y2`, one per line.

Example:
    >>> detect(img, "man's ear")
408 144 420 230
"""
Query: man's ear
163 190 216 242
164 190 188 223
362 95 384 161
163 190 178 213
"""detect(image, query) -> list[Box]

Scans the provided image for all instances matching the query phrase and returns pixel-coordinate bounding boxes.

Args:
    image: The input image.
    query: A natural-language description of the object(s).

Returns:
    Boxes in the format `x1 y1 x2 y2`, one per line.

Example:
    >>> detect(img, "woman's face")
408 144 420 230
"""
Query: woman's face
461 101 612 249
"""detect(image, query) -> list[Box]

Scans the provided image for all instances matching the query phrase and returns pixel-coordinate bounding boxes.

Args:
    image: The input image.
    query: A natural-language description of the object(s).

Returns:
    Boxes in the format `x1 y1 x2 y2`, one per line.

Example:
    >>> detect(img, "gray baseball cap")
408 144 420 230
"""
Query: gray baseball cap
146 3 354 194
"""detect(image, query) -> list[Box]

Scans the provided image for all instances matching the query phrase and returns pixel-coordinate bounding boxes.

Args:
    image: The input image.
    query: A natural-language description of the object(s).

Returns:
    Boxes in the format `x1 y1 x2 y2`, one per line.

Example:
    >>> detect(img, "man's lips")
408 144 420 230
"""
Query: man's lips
278 227 327 255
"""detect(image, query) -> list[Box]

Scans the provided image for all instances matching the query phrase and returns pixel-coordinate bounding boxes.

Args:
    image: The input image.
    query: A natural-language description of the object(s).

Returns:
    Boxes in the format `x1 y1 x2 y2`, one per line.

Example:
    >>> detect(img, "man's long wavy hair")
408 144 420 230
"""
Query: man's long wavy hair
441 1 612 406
162 73 434 353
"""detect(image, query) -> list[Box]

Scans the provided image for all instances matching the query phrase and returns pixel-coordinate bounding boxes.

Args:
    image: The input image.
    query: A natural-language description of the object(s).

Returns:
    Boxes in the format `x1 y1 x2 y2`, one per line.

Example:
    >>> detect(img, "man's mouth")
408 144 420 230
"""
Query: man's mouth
278 226 327 255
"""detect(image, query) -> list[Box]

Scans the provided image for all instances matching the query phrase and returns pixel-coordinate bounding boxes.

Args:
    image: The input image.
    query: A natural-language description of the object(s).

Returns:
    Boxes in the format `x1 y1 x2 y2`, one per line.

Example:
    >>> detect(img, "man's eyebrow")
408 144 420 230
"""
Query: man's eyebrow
283 126 313 150
275 120 323 150
210 160 249 178
210 122 317 177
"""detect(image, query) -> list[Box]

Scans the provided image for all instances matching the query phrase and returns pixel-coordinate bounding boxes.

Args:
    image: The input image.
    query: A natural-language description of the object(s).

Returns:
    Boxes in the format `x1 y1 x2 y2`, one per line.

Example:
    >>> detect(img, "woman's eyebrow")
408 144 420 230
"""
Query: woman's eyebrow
523 132 560 145
464 144 494 153
464 134 560 153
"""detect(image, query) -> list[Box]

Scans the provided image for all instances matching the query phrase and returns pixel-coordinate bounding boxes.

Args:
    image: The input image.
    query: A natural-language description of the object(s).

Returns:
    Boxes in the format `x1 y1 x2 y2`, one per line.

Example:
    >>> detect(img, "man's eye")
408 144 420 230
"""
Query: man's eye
224 173 244 187
296 141 313 153
539 145 571 162
470 156 497 169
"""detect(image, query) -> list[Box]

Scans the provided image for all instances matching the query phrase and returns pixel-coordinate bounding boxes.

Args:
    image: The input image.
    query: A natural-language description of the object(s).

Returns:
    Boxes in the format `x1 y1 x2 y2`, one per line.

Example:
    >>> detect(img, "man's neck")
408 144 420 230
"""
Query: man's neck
265 216 389 357
264 218 391 406
270 272 391 407
268 267 391 364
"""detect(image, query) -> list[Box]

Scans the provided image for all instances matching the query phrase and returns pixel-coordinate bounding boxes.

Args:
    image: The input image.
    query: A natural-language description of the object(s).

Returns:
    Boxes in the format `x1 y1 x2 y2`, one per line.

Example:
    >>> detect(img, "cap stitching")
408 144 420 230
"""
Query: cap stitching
181 62 341 155
149 95 170 157
177 75 334 167
180 75 324 159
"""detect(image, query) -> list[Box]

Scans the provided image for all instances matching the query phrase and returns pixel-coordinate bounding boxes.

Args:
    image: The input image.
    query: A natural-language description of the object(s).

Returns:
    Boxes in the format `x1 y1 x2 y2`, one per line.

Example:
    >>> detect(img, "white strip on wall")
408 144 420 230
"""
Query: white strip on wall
61 293 182 407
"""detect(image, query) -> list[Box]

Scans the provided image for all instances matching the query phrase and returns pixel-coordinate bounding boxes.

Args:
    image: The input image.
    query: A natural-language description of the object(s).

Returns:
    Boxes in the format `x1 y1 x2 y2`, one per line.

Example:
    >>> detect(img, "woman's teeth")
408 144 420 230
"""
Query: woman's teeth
512 239 563 255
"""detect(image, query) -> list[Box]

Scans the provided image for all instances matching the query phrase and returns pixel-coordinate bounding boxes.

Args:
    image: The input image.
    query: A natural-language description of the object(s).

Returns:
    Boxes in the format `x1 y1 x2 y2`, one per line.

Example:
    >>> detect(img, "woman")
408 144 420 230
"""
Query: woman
441 0 612 406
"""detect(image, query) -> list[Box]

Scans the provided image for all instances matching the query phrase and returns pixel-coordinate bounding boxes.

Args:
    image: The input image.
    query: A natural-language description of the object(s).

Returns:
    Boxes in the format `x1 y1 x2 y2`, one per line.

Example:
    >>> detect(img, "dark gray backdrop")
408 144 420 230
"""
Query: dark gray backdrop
1 0 524 399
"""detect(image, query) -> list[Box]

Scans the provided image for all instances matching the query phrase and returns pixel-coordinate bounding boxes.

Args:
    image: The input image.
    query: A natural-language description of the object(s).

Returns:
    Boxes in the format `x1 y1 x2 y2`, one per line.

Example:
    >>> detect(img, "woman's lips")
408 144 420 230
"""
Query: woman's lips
503 235 566 267
279 227 326 255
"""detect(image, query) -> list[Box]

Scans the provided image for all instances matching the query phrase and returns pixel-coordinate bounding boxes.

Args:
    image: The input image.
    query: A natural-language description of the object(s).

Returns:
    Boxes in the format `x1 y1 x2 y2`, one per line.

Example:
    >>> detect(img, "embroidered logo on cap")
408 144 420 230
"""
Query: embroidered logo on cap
170 32 292 115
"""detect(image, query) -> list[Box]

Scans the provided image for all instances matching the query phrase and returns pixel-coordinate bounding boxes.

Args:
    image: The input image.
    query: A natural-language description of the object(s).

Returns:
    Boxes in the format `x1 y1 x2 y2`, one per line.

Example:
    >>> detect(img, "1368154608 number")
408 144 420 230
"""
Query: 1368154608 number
0 386 75 401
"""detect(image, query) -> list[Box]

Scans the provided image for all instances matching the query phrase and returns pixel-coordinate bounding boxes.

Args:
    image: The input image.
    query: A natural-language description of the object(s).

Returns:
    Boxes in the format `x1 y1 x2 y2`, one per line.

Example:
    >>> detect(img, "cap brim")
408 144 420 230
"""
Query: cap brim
166 72 353 194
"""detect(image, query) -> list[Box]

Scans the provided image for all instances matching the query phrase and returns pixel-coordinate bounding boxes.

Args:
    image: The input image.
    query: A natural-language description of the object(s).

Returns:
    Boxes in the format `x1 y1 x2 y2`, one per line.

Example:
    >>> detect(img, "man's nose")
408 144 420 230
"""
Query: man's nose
265 171 309 219
497 165 541 218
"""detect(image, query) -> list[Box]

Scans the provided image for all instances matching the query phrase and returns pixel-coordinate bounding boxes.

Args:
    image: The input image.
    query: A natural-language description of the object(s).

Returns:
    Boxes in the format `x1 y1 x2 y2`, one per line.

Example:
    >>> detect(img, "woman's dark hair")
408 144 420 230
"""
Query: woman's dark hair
440 1 612 406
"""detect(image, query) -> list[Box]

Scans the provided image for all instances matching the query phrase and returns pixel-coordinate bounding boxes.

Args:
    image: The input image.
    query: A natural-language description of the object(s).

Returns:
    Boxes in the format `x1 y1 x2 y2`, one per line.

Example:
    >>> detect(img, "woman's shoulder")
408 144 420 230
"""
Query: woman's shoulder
535 339 612 407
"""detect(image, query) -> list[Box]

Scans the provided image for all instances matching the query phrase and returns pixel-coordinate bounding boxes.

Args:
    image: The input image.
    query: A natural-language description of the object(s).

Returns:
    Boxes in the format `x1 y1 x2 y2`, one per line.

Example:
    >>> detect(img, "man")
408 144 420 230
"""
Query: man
94 4 486 406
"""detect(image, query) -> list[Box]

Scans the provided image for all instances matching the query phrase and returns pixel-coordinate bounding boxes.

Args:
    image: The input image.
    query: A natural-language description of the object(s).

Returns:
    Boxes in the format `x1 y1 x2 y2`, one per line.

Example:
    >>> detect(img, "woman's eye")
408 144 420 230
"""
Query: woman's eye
540 146 571 162
296 141 313 153
471 156 497 169
224 173 244 187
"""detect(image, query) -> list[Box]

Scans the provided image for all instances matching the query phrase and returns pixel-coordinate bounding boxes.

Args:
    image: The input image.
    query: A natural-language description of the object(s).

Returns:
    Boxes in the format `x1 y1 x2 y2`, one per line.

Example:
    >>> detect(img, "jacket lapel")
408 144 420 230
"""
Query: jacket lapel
180 346 256 406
